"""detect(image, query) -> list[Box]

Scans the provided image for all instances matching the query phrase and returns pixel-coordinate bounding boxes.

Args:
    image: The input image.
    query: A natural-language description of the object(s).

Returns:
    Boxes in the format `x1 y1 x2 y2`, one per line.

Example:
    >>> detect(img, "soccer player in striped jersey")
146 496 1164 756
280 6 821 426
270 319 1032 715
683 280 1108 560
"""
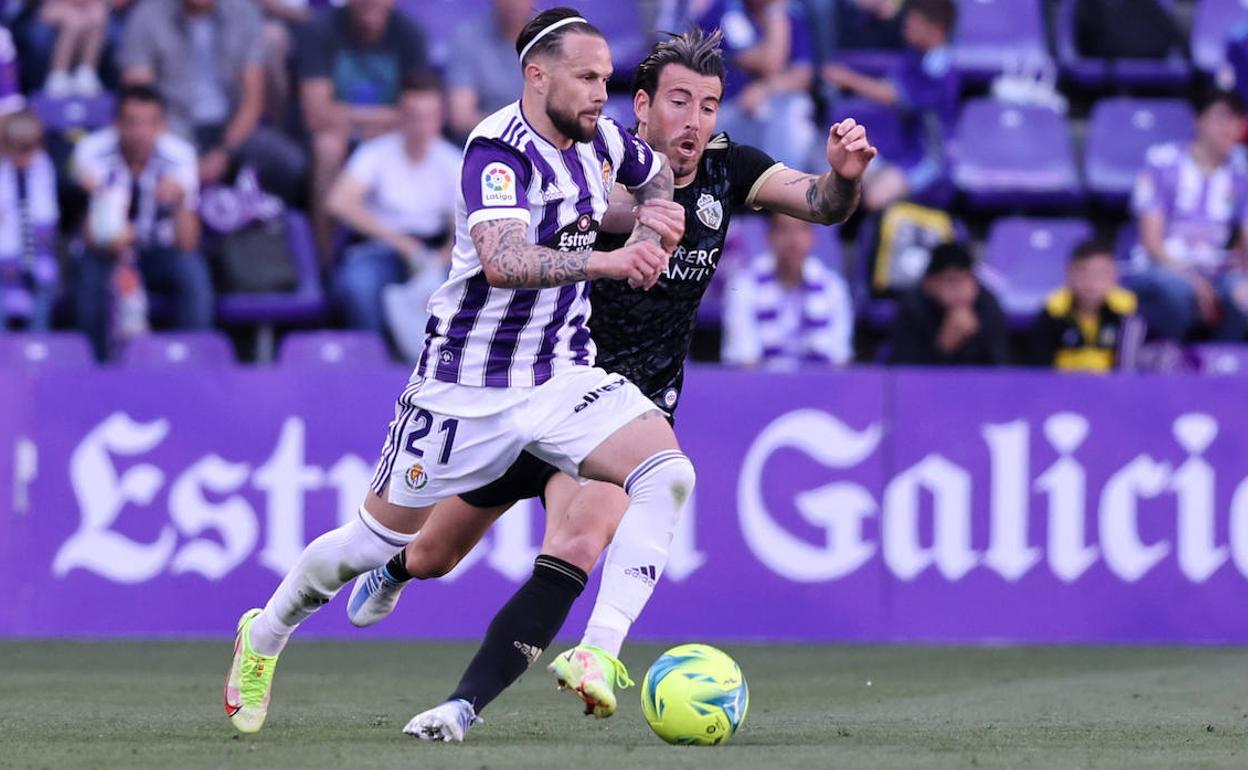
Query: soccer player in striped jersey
348 27 877 741
224 7 694 737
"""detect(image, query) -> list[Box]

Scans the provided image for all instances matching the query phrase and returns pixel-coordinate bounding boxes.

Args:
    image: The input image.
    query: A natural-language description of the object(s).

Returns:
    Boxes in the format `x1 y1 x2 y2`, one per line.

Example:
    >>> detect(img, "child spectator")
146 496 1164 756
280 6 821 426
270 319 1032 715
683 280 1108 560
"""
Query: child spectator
822 0 957 211
1029 239 1144 372
889 241 1008 366
0 111 59 330
722 213 854 368
40 0 107 97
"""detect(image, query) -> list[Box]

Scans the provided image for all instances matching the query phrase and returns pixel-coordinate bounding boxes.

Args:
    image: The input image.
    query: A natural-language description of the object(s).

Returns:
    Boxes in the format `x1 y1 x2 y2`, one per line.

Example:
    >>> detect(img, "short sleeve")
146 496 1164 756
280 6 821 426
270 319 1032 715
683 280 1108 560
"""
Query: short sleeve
462 138 533 229
601 118 661 190
237 8 267 67
296 12 334 81
344 137 384 188
725 139 785 209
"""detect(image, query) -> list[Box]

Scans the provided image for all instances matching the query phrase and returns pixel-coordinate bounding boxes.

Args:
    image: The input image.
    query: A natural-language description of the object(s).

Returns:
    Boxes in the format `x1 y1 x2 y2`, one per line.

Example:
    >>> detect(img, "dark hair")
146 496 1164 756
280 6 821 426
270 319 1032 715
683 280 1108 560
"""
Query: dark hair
116 84 165 115
401 70 444 96
515 7 603 66
1193 84 1246 117
633 27 726 100
1069 238 1115 265
904 0 957 34
924 241 973 277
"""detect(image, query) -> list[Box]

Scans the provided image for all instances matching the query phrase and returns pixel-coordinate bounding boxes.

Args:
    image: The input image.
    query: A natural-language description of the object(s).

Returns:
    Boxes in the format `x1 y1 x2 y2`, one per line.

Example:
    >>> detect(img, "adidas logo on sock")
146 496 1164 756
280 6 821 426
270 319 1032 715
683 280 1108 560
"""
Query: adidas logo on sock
513 641 543 665
624 564 657 586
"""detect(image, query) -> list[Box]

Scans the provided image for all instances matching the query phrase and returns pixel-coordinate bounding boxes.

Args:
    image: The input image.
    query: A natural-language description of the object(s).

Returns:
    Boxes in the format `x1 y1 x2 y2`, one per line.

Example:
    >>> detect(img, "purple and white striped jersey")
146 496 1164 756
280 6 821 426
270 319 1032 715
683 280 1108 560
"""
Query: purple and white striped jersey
419 102 662 388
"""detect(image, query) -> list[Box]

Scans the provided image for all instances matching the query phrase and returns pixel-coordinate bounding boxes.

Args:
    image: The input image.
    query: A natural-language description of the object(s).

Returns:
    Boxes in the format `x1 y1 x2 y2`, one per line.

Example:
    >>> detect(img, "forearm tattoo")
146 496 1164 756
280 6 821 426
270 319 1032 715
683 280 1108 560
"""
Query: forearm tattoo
626 158 675 247
800 172 861 225
472 219 591 288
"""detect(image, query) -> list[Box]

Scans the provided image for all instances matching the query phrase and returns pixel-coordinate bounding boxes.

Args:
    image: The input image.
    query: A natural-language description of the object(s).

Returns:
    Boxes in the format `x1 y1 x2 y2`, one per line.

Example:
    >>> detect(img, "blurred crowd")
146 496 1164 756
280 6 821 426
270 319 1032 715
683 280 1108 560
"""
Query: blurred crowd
1 0 1247 374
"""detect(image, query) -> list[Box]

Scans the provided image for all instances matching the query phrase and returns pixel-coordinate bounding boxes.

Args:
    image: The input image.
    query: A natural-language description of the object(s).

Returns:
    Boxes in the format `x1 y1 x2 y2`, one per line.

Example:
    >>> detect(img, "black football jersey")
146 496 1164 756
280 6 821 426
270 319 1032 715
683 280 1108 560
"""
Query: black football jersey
592 133 781 416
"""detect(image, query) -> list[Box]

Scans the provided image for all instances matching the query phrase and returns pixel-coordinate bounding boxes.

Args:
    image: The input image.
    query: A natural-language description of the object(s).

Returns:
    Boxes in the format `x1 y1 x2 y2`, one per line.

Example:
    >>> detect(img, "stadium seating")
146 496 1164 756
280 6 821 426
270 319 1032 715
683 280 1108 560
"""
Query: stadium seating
278 330 391 367
120 331 236 367
952 99 1082 210
828 97 910 167
1084 97 1194 206
979 216 1093 323
0 332 93 368
1054 0 1191 90
397 0 494 67
1191 0 1248 73
1187 343 1248 374
29 92 115 133
951 0 1051 82
215 212 329 363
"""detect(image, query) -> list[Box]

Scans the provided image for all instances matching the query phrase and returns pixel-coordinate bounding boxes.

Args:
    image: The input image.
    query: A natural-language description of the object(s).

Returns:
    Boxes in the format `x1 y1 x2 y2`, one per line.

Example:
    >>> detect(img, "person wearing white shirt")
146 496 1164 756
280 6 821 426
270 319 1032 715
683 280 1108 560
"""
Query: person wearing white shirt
722 212 854 368
326 75 459 346
72 85 211 360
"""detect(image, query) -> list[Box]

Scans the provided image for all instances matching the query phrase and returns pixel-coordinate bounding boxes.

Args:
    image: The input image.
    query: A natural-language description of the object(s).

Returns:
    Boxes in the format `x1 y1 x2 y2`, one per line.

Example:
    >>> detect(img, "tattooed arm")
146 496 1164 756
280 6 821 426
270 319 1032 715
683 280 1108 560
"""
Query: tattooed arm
752 118 878 225
472 218 669 290
624 154 677 249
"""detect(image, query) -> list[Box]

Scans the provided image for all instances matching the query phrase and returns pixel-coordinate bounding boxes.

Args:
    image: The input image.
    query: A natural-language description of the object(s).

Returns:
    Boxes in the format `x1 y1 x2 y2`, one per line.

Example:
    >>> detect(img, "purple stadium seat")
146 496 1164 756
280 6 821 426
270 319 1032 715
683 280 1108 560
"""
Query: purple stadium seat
1055 0 1190 89
279 330 391 367
828 97 910 167
397 0 493 66
0 332 93 368
1085 98 1194 207
1187 343 1248 374
1114 220 1150 274
979 217 1092 323
952 99 1083 209
29 92 115 133
1192 0 1248 73
830 50 905 78
952 0 1051 82
215 212 329 361
121 332 236 367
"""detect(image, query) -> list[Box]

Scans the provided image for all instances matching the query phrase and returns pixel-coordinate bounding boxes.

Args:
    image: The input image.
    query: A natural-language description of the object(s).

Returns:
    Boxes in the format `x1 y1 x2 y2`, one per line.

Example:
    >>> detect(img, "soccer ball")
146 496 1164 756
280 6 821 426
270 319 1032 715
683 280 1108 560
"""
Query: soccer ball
640 643 749 746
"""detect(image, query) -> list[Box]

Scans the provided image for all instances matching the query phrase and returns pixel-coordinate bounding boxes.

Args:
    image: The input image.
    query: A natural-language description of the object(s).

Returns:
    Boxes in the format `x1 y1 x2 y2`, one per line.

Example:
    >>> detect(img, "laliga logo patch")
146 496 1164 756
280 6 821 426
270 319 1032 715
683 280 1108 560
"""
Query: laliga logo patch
481 162 517 207
404 463 429 492
696 192 723 230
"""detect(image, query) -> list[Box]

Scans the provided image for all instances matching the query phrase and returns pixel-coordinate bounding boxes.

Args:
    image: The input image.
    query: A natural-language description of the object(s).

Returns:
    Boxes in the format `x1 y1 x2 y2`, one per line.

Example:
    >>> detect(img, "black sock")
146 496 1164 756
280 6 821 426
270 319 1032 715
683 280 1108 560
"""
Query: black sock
382 548 412 582
449 554 587 713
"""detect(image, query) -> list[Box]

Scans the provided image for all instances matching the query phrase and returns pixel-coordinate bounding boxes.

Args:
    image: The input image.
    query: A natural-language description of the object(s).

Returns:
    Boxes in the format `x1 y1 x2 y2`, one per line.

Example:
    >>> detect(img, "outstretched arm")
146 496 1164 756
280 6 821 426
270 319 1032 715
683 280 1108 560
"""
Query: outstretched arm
472 219 667 290
752 118 877 225
624 154 676 249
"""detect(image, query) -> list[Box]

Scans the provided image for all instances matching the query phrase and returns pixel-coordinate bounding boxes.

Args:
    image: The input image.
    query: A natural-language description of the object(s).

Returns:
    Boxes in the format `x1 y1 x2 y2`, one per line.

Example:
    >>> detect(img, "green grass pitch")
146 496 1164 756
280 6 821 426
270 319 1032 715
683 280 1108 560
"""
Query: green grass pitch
2 641 1246 769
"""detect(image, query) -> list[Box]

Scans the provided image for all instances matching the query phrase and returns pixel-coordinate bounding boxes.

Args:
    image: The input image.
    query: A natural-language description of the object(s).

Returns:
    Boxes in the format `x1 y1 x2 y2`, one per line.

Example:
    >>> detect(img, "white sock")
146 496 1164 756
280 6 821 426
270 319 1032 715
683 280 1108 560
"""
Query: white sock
249 506 414 655
582 451 695 658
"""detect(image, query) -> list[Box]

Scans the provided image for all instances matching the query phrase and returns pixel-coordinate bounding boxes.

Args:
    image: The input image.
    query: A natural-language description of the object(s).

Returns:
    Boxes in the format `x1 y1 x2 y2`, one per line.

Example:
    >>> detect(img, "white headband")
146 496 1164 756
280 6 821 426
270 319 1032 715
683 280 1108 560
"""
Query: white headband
519 16 589 63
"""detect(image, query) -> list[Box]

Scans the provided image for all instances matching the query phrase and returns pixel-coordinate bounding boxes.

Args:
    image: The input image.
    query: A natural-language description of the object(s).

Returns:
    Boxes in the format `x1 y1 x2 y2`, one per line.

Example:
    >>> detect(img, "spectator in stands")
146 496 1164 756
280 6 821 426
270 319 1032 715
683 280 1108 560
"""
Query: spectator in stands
0 111 60 330
297 0 431 258
326 74 457 347
722 213 854 368
445 0 531 139
696 0 816 171
822 0 956 211
1130 88 1248 342
889 241 1008 366
254 0 311 127
39 0 107 97
1029 239 1144 372
0 22 24 118
72 85 211 360
120 0 307 205
835 0 905 55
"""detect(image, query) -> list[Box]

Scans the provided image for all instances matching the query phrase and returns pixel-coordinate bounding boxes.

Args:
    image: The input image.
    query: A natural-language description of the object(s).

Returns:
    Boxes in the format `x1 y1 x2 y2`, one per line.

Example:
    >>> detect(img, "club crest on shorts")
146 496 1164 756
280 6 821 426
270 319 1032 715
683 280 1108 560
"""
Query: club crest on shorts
696 193 723 230
404 463 429 492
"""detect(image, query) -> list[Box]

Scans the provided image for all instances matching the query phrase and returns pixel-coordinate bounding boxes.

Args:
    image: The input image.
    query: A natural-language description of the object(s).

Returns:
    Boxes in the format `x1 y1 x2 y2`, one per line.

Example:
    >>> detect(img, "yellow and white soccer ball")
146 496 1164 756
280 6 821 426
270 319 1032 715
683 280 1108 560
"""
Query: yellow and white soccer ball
640 643 749 746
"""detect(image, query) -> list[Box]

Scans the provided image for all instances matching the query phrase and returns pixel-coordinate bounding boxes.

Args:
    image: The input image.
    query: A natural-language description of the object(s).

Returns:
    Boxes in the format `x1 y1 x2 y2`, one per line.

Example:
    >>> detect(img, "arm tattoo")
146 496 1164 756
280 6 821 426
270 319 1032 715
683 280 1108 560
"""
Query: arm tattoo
472 219 591 288
802 172 861 225
626 156 675 247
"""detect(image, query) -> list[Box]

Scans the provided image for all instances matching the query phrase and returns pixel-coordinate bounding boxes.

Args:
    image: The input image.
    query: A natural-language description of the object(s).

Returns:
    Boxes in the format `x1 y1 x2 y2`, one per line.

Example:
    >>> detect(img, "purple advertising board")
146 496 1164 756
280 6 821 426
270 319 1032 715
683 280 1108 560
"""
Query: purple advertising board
2 365 1247 643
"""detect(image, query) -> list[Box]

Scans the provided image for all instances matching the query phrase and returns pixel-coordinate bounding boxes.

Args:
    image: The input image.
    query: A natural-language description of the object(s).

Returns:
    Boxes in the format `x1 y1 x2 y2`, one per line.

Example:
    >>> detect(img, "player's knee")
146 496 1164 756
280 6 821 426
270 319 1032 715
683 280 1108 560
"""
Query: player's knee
547 527 610 574
627 452 696 529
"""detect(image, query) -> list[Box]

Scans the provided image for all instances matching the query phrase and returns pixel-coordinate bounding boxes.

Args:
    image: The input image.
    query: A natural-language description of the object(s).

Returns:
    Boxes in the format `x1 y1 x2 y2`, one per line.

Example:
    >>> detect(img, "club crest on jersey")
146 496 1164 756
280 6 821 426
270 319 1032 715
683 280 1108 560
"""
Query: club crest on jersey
404 463 429 492
601 158 613 190
481 162 517 206
696 192 723 230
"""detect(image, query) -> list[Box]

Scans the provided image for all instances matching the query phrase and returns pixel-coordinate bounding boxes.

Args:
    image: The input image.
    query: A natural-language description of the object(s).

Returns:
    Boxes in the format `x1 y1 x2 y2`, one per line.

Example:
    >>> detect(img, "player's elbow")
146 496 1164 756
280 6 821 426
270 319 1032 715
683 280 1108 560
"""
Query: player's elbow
480 260 518 289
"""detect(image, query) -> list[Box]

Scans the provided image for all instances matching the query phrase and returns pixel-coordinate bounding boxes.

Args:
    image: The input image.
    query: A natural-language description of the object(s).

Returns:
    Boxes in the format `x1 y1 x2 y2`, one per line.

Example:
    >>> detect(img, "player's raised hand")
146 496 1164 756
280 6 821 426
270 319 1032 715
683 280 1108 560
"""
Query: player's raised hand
826 118 878 181
590 241 669 290
634 199 686 255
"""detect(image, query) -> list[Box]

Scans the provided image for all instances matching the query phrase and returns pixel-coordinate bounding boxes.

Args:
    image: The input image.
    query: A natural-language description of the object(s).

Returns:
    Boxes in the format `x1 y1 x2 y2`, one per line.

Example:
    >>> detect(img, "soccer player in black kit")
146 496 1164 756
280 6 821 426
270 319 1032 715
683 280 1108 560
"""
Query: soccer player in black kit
348 27 877 741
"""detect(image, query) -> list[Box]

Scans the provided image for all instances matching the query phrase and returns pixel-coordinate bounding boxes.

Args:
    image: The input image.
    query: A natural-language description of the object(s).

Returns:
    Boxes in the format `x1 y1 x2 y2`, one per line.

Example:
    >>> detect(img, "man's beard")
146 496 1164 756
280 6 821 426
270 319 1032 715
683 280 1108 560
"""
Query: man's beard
547 101 597 143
